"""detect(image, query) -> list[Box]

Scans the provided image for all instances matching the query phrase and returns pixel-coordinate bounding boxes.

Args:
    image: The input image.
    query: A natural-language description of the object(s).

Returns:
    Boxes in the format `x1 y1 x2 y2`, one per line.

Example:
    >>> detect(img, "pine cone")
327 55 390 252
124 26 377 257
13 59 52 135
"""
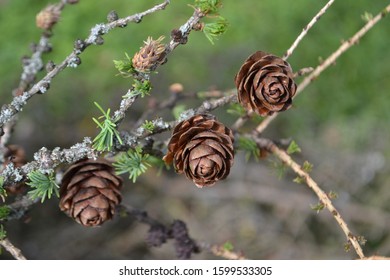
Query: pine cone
234 51 297 116
2 145 27 195
163 114 234 187
36 4 61 30
132 36 165 73
59 158 123 227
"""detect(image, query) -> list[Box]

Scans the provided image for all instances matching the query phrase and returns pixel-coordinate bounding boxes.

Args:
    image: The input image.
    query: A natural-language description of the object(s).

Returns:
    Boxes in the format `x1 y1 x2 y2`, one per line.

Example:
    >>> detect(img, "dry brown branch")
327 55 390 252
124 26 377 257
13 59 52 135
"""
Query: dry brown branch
0 237 27 260
194 90 237 115
283 0 335 60
254 4 390 135
294 67 314 77
253 136 365 259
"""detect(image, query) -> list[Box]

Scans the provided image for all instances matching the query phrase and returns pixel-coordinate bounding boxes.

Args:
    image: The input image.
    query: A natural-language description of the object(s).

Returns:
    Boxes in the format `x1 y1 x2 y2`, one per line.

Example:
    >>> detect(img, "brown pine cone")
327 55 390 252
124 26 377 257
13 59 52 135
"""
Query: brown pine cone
2 145 27 195
234 51 297 116
163 114 234 188
59 158 123 227
132 36 166 73
36 4 61 30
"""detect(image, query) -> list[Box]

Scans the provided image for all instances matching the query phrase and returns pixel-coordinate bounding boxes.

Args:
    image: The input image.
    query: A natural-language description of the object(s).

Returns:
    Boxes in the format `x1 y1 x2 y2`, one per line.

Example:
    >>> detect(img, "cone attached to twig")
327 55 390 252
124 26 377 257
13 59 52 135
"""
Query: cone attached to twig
234 51 297 116
36 4 61 30
132 36 166 73
163 114 234 187
2 145 27 195
59 158 122 227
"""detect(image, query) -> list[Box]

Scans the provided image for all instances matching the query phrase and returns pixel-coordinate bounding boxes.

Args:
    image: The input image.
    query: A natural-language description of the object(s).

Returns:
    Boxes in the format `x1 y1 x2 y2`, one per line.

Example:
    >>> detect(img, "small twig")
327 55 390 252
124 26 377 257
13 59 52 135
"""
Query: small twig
255 4 390 135
294 67 314 78
133 85 219 129
253 112 277 135
0 237 27 260
195 90 237 115
253 136 365 259
283 0 335 60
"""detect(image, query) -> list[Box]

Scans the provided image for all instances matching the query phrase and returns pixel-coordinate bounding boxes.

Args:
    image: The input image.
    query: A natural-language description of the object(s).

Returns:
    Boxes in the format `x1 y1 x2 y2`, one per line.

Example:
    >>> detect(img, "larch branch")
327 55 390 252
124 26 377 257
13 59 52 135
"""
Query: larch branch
253 136 365 259
283 0 335 60
0 237 27 260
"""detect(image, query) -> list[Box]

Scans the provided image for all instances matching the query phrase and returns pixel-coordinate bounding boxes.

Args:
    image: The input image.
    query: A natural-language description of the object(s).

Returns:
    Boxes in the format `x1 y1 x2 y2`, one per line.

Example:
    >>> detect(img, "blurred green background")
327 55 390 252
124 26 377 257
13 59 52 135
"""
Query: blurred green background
1 0 390 259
